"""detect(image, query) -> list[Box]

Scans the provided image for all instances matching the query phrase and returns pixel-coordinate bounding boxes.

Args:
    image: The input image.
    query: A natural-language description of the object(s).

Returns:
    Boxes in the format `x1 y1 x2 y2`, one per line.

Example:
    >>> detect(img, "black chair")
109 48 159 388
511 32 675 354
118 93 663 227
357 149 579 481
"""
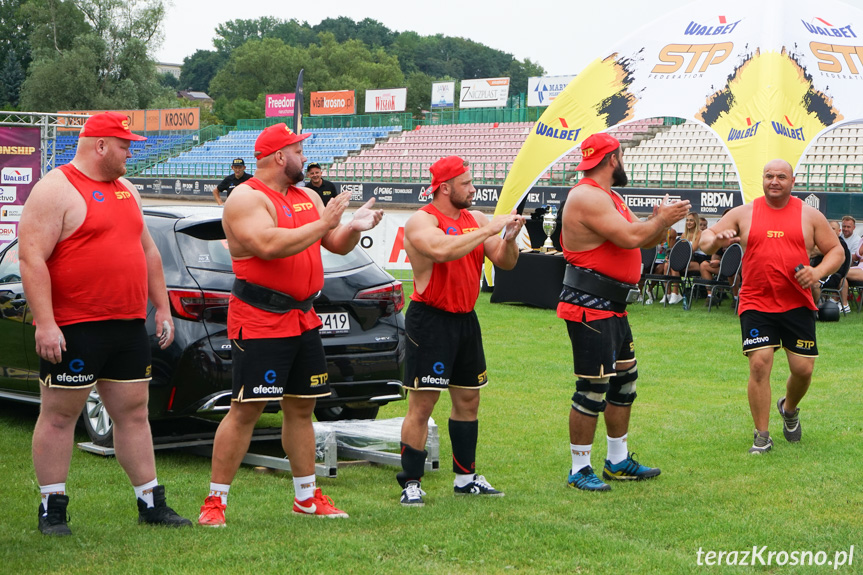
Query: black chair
687 243 742 311
848 278 863 312
638 246 658 304
817 242 852 315
641 239 692 307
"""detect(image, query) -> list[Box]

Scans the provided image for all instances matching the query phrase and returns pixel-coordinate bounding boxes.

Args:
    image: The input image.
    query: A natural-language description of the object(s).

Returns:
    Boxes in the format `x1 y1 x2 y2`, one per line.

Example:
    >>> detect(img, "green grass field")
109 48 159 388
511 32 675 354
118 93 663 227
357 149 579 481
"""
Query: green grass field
1 292 861 574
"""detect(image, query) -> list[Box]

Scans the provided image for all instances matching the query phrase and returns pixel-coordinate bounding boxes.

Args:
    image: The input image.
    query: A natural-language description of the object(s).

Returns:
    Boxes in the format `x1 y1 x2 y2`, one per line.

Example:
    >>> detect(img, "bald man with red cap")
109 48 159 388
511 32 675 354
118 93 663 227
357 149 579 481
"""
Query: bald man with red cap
558 133 689 492
19 111 190 535
197 123 383 525
396 156 525 506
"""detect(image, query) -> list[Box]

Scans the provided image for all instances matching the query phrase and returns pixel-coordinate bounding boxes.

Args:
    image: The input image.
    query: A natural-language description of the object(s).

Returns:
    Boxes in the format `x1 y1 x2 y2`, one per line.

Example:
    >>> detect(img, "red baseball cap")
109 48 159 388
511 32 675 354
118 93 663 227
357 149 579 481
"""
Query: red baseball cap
574 133 620 171
254 123 311 159
428 156 469 193
79 112 146 141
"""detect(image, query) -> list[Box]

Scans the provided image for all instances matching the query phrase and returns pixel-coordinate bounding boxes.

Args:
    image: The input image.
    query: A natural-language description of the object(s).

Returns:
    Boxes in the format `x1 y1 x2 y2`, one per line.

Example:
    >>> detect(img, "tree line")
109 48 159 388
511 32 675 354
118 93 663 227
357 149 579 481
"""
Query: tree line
0 2 545 125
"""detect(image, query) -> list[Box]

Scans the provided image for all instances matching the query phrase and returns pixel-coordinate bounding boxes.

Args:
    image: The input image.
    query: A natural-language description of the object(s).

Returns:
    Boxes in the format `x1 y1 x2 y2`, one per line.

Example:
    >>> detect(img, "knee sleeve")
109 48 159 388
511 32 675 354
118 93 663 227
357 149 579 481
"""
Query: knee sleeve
608 363 638 407
571 377 609 417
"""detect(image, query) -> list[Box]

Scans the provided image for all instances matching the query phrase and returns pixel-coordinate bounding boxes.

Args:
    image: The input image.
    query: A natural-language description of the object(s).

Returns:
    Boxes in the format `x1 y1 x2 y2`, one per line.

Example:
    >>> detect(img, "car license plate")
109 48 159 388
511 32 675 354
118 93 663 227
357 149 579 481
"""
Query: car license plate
318 312 350 335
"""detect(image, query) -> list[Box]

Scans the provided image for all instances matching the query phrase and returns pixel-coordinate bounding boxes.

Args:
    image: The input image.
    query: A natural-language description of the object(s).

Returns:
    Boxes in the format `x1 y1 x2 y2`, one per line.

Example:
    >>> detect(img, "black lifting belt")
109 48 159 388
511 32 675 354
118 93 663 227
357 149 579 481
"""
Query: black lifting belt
562 265 641 309
231 279 318 314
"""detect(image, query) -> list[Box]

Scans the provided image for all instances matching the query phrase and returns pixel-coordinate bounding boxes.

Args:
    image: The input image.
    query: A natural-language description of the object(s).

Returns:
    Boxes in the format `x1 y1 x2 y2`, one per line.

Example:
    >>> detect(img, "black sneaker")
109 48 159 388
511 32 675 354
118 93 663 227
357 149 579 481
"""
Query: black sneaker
453 474 504 497
38 494 72 536
776 397 802 443
137 485 192 527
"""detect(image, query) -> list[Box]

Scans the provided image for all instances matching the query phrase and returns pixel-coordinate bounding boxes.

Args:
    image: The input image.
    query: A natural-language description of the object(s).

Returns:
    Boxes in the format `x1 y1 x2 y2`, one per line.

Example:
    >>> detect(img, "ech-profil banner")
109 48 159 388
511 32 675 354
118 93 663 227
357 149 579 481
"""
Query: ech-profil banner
310 90 356 116
431 82 455 109
364 88 407 113
265 93 296 117
528 75 577 107
0 126 40 247
459 78 510 109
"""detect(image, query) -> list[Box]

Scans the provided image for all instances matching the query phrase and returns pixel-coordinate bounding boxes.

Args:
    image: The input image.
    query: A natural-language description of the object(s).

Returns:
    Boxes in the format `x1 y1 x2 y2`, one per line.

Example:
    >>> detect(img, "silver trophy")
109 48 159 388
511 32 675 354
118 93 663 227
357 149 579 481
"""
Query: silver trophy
541 208 557 252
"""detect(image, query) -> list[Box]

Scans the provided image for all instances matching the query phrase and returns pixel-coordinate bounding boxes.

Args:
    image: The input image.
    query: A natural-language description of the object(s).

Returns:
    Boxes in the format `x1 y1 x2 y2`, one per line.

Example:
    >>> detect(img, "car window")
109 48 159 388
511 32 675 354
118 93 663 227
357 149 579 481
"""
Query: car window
321 245 372 272
0 242 21 283
175 227 233 272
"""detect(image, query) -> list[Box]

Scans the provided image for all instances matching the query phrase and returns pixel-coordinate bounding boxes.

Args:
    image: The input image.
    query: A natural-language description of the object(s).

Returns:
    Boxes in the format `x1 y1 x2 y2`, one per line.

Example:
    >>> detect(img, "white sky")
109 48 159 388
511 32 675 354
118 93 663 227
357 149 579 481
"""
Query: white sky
156 0 694 77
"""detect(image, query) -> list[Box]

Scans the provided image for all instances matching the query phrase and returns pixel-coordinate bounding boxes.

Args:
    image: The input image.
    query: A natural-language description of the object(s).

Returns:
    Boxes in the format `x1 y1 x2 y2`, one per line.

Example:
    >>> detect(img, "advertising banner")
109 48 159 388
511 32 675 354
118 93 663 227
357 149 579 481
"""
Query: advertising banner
459 78 510 109
364 88 407 113
528 75 577 107
57 108 200 132
265 93 296 117
431 82 455 109
310 90 356 116
0 126 40 248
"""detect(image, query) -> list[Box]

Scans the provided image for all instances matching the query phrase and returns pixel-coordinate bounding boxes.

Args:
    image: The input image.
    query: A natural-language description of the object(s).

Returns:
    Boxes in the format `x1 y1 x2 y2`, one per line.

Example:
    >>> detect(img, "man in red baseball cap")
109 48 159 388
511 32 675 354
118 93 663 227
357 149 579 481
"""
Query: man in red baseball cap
18 111 189 535
558 133 690 492
395 155 525 506
198 122 383 525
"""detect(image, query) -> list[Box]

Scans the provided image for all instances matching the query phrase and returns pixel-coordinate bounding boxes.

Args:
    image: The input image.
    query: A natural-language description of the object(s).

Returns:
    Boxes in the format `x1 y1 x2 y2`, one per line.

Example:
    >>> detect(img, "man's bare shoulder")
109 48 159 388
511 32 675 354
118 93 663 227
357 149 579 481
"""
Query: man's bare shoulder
25 168 77 207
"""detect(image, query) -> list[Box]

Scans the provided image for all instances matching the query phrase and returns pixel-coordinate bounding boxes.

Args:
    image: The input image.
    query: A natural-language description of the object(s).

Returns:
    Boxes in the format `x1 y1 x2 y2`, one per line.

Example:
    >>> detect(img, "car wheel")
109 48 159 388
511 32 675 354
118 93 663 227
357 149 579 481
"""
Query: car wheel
81 388 114 447
314 405 380 421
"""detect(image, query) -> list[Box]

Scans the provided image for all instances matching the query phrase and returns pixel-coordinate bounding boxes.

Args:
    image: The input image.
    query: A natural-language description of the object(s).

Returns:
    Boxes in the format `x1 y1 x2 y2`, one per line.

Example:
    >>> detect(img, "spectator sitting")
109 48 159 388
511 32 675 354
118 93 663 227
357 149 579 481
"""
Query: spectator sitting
642 228 677 305
841 215 860 263
811 220 851 313
664 213 702 304
212 158 252 206
304 162 337 206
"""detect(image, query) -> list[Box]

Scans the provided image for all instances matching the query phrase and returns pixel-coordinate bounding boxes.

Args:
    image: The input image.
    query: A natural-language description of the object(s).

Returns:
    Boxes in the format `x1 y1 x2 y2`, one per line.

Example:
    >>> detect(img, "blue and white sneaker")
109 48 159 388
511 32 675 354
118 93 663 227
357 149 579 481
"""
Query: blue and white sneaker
602 453 661 481
400 481 426 507
567 466 611 492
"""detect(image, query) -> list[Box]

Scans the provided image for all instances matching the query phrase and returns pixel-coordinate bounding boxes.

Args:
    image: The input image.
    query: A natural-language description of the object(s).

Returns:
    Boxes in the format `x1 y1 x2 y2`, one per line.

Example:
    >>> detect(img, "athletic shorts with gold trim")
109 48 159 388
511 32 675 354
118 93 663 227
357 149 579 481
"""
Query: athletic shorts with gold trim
40 319 151 389
231 328 330 402
740 307 818 357
565 315 635 378
403 301 488 391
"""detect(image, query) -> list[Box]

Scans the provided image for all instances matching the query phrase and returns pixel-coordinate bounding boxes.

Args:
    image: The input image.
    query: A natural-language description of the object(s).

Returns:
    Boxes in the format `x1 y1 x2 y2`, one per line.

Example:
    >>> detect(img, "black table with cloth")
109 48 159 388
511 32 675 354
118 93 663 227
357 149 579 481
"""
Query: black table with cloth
489 252 566 309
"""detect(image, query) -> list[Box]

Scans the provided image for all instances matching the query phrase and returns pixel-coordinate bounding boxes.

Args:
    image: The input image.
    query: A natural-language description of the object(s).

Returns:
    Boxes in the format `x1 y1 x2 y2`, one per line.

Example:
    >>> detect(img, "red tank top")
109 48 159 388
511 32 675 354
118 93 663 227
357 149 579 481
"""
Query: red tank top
46 164 147 326
557 178 641 322
410 204 483 313
738 196 816 314
228 179 324 339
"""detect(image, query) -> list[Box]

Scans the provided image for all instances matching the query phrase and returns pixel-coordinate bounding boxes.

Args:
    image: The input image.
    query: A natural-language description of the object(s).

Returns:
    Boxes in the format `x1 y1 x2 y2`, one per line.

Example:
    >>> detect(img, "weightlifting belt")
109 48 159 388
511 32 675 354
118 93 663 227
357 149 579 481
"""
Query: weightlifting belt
560 265 640 313
232 279 318 314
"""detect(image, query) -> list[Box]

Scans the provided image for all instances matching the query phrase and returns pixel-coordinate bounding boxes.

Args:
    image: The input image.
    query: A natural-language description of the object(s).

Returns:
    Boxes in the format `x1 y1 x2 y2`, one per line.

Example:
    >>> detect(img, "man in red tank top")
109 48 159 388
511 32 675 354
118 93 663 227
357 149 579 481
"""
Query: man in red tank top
18 112 190 535
559 133 690 492
701 159 842 454
396 156 525 506
197 123 383 525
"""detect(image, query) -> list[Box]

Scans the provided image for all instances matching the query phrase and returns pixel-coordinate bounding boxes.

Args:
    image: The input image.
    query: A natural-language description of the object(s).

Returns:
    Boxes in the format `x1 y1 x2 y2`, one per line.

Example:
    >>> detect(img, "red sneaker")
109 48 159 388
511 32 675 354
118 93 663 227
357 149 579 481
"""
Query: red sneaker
198 496 226 527
292 488 348 518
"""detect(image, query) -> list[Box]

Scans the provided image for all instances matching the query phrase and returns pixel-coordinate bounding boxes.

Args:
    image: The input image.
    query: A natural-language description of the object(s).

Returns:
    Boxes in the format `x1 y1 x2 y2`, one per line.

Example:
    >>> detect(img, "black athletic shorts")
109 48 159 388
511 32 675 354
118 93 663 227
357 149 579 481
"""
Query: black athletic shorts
403 301 488 391
565 315 635 378
40 319 151 389
819 273 841 290
740 307 818 357
231 328 330 402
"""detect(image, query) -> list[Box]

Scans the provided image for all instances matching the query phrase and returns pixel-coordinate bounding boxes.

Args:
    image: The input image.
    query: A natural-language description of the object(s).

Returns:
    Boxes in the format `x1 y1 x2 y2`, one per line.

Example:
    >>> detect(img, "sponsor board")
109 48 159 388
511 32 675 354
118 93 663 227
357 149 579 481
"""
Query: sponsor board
265 93 296 117
365 88 407 113
57 108 199 132
0 186 16 203
1 205 23 222
0 223 16 241
460 78 510 109
528 75 576 107
431 81 455 109
1 167 32 185
311 90 356 116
